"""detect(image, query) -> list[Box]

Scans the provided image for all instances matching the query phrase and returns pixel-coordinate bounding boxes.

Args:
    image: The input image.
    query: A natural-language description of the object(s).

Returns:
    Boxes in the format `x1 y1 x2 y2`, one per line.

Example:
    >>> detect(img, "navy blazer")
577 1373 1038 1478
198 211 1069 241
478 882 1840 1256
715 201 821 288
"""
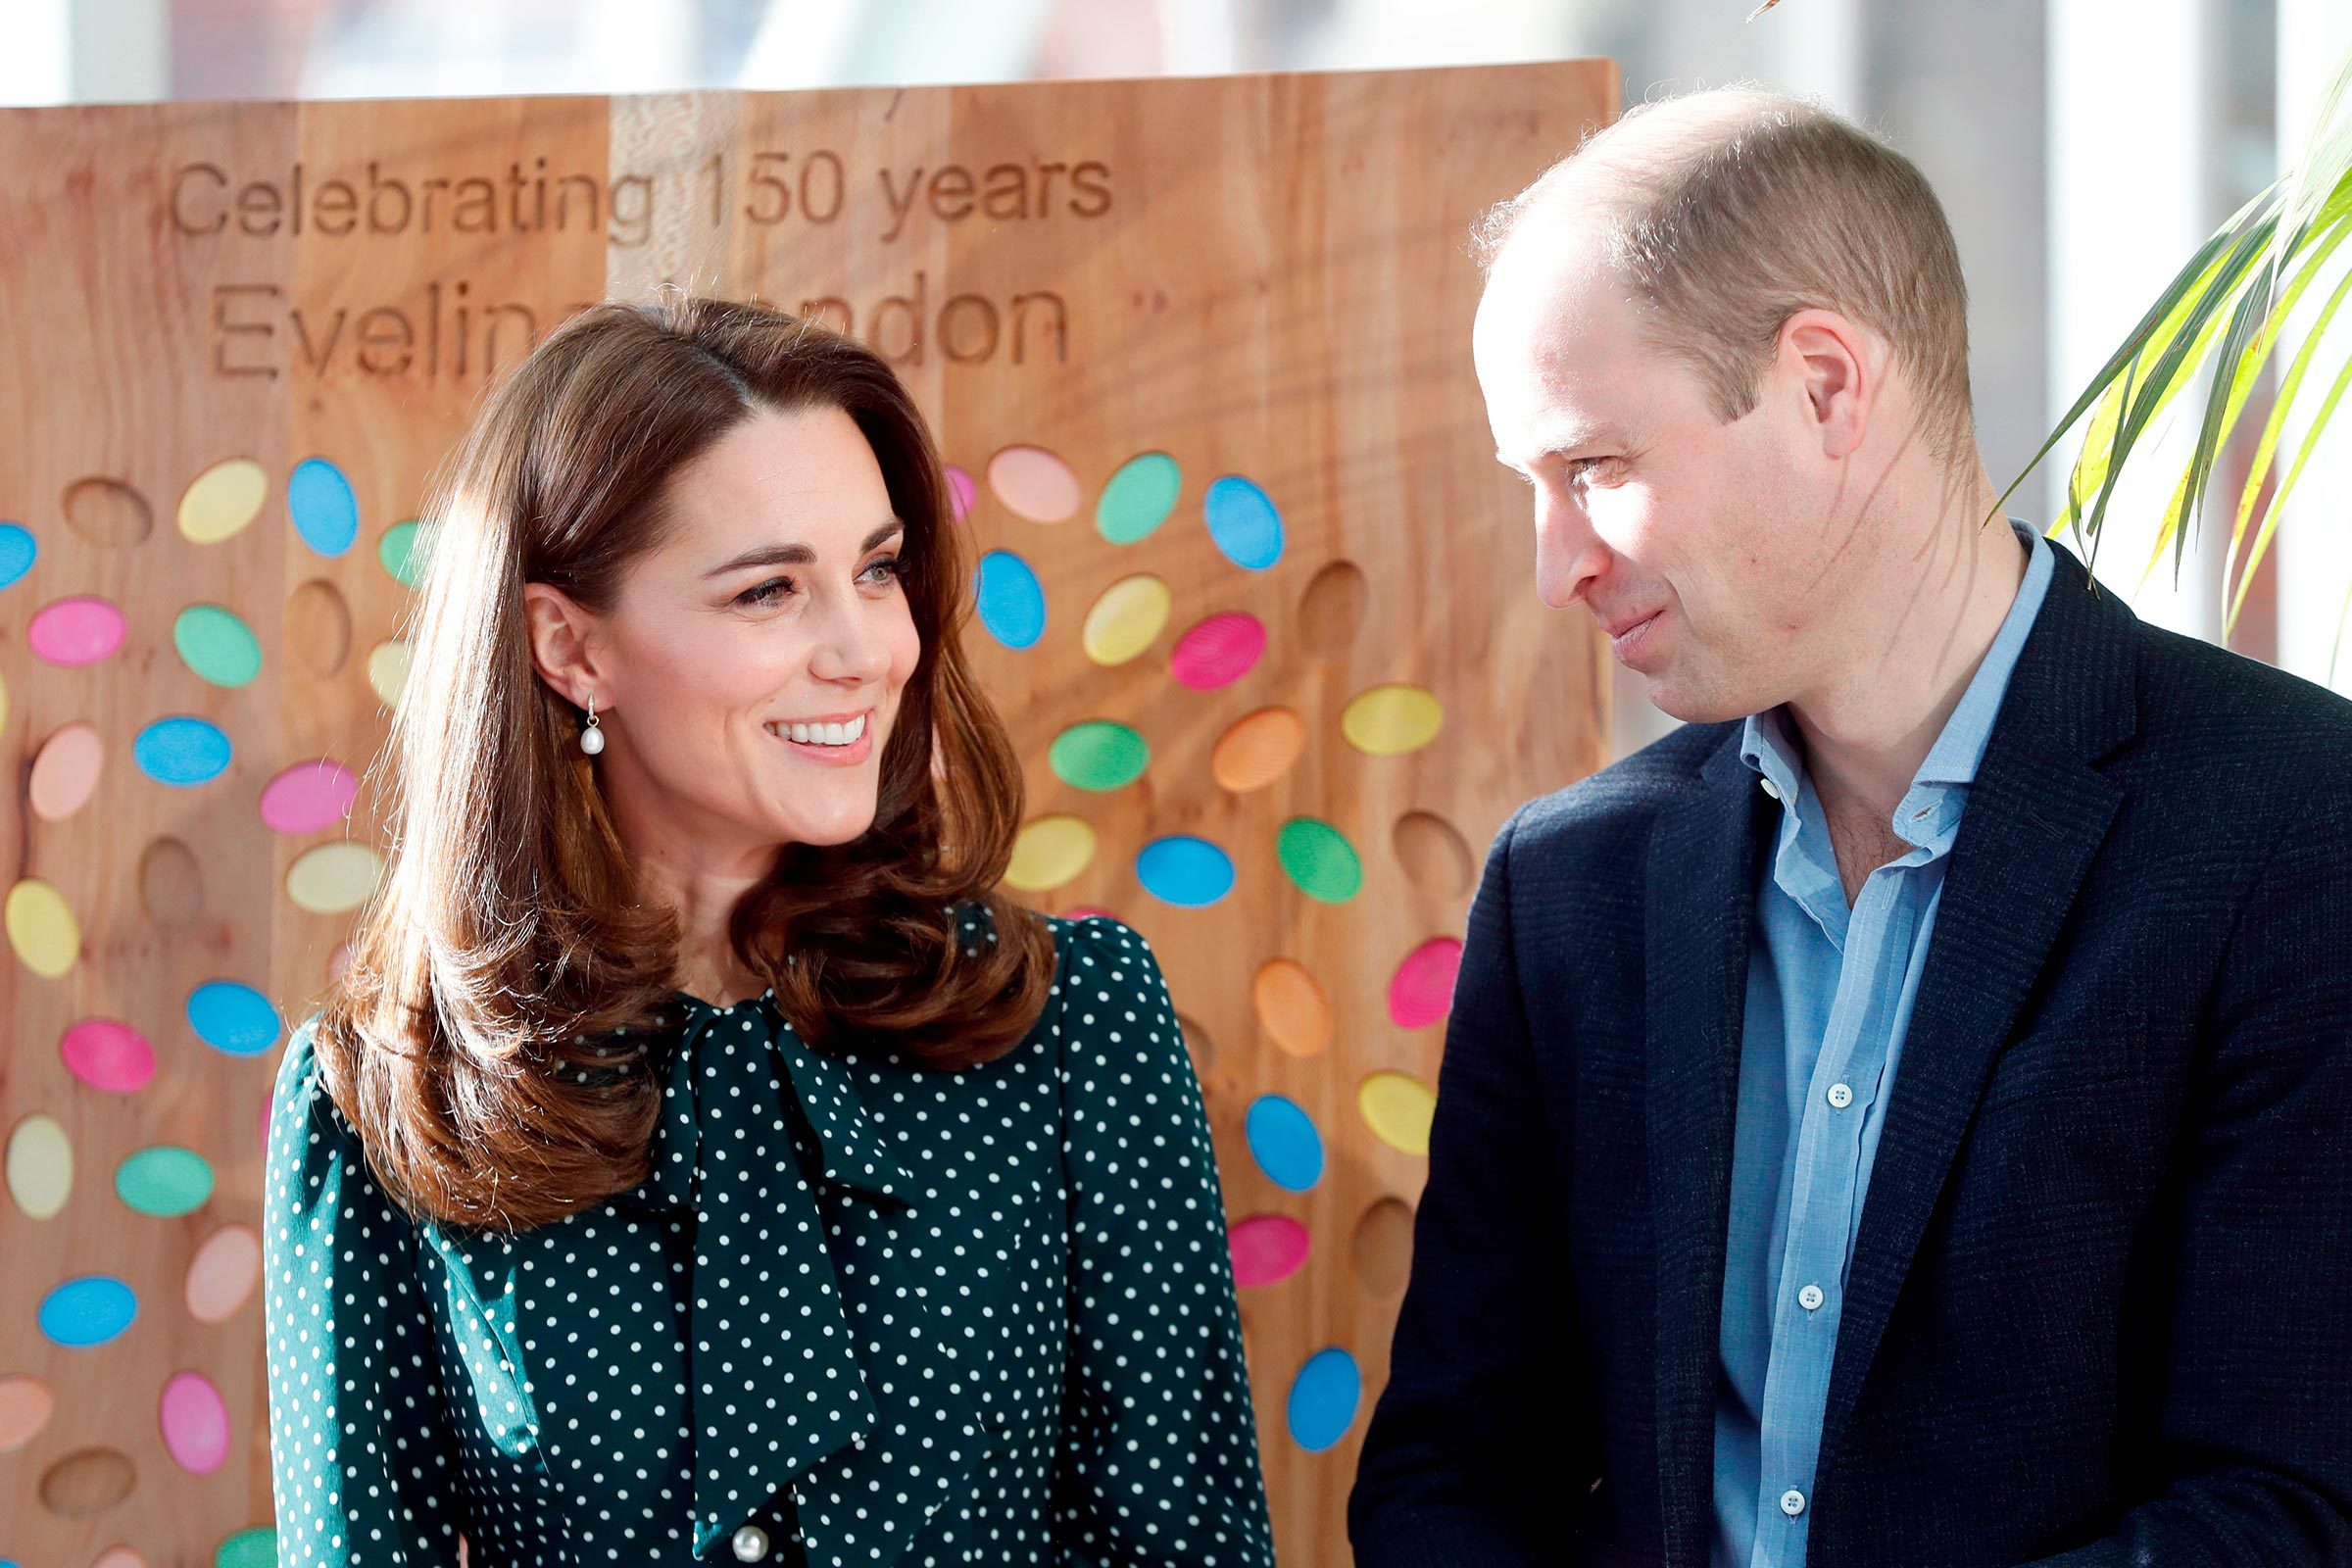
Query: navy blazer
1349 539 2352 1567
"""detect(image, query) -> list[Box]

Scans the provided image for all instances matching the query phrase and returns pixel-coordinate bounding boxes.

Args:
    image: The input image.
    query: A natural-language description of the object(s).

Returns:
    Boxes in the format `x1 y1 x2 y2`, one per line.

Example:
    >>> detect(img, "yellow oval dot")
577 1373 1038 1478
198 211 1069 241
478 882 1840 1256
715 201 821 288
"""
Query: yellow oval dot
1342 683 1444 757
1253 958 1331 1056
1005 815 1096 893
6 1113 73 1220
1080 574 1172 666
1359 1071 1437 1156
0 666 10 734
1211 708 1306 793
285 843 383 914
6 879 80 979
367 640 411 710
178 458 270 544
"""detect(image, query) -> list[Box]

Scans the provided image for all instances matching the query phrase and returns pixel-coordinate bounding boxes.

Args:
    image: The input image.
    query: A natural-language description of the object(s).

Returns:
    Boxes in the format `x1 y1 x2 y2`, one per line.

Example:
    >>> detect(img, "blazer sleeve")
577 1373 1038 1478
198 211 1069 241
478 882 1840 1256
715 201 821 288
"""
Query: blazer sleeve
1049 917 1277 1568
263 1020 467 1566
1348 806 1592 1565
2021 787 2352 1566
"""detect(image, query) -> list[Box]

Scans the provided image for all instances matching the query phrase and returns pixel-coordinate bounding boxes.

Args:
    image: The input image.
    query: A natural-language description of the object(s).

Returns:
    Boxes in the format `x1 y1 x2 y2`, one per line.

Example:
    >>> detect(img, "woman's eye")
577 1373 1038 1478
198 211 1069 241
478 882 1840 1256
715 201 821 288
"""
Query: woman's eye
735 576 795 607
861 555 903 585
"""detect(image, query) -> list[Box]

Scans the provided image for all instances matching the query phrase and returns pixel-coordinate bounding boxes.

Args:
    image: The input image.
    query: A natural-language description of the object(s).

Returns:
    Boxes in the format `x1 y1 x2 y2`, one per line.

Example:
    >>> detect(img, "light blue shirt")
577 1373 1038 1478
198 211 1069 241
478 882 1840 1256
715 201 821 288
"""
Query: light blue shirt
1710 519 2052 1568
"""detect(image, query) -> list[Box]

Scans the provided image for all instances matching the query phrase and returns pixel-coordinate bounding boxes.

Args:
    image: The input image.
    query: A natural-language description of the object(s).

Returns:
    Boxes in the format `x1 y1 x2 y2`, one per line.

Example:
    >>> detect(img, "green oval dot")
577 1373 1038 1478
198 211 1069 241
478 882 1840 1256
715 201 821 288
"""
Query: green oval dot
1277 817 1363 903
1049 720 1151 792
377 518 434 588
216 1526 277 1568
172 604 263 688
116 1145 216 1217
1096 452 1182 545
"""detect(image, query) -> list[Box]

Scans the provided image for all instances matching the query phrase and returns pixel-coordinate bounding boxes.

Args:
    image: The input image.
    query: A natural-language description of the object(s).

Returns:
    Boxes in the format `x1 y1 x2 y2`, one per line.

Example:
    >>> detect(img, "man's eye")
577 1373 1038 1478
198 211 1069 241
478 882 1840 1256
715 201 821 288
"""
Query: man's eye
1567 456 1624 484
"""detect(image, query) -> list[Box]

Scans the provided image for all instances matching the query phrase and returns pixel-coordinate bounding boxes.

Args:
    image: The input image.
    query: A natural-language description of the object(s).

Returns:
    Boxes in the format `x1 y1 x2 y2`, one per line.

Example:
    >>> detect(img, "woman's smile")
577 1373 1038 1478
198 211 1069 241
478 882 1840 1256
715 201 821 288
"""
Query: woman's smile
764 707 876 765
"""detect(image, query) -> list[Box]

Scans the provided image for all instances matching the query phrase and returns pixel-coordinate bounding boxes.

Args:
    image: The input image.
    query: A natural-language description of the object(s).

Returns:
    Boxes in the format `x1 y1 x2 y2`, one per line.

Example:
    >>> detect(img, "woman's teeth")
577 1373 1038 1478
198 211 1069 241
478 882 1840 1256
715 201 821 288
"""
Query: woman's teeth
771 713 867 747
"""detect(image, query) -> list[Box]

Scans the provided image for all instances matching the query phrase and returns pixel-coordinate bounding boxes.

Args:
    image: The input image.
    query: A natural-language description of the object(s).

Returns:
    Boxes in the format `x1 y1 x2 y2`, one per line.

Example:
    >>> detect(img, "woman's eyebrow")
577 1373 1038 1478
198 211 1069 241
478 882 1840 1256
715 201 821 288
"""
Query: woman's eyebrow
701 519 905 578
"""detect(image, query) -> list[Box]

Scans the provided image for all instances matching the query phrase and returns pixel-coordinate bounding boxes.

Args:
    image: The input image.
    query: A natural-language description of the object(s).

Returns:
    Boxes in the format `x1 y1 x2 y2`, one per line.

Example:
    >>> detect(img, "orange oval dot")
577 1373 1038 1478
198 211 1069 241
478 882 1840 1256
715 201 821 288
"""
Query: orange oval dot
1253 958 1331 1057
1211 707 1306 794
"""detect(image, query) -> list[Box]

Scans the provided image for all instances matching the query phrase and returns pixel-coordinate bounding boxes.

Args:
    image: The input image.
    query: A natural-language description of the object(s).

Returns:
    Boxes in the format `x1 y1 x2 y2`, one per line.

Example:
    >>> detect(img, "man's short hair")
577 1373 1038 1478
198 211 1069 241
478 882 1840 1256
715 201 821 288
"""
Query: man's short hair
1475 89 1975 466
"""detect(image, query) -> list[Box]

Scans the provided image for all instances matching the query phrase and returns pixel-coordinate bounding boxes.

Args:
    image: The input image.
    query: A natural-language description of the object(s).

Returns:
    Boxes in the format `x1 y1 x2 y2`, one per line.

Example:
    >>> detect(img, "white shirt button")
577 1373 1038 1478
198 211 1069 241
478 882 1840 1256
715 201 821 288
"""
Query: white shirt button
1826 1082 1854 1109
1781 1488 1807 1517
1798 1284 1825 1311
732 1524 770 1561
1760 776 1784 801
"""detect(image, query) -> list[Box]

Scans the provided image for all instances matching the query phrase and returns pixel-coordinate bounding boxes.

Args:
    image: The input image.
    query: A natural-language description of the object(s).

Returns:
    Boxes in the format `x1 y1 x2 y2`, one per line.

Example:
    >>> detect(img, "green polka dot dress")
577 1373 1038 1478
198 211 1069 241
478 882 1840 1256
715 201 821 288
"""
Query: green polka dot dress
262 912 1274 1566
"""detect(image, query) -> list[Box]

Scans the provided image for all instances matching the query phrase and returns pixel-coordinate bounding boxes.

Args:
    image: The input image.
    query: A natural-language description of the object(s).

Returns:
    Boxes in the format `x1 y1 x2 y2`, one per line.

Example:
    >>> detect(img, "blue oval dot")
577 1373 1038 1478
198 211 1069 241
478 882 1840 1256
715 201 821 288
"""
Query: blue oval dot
0 522 35 589
288 457 359 558
38 1275 137 1348
1135 835 1236 907
134 715 233 786
1246 1094 1324 1192
187 980 283 1057
974 551 1047 650
1286 1347 1362 1452
1203 475 1285 571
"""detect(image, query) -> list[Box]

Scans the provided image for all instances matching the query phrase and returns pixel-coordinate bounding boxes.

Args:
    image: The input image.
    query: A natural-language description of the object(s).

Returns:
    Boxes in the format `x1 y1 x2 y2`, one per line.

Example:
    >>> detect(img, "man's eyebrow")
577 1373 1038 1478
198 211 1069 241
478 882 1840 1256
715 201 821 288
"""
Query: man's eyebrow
701 519 906 578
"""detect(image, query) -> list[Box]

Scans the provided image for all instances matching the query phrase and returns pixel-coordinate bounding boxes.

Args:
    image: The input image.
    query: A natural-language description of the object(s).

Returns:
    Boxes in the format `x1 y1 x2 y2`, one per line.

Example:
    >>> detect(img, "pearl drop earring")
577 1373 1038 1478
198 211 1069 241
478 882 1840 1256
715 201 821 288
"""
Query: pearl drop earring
579 692 606 756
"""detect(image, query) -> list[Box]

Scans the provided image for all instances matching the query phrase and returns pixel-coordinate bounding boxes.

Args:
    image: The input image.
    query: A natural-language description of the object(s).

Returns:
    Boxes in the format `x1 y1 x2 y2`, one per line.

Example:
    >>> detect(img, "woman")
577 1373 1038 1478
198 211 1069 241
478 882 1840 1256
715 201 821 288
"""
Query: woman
262 297 1274 1567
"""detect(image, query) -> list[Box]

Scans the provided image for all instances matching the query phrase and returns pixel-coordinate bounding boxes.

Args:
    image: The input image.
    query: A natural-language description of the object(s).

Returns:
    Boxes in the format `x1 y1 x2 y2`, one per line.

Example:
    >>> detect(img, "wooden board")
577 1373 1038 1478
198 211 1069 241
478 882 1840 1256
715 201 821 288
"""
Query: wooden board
0 63 1617 1567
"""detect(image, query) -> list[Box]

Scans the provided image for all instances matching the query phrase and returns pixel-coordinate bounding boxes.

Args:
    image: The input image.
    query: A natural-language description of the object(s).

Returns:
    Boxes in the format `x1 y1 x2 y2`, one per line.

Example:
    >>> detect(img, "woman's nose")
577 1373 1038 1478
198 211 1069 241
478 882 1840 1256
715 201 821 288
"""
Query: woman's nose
808 593 892 683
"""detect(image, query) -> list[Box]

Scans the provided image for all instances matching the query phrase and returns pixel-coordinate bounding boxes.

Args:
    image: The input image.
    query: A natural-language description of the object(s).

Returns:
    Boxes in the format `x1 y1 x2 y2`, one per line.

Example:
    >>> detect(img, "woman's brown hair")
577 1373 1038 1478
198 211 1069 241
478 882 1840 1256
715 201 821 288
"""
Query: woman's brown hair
314 296 1055 1232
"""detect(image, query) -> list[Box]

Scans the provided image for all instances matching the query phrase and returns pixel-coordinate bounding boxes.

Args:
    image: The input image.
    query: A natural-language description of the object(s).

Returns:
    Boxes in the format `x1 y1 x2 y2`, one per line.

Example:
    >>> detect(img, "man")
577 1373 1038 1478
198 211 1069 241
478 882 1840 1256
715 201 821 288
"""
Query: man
1348 89 2352 1567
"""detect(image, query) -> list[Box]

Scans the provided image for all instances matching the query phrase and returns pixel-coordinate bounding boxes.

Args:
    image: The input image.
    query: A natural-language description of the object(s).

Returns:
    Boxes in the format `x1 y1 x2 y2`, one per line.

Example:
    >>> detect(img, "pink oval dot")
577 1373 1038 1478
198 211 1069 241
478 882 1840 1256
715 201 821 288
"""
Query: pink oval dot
1230 1214 1311 1288
945 465 976 522
1063 906 1121 923
1389 936 1465 1030
259 759 359 835
90 1547 148 1568
27 596 125 666
186 1223 263 1324
159 1370 230 1474
1169 612 1267 691
29 721 105 821
59 1018 156 1095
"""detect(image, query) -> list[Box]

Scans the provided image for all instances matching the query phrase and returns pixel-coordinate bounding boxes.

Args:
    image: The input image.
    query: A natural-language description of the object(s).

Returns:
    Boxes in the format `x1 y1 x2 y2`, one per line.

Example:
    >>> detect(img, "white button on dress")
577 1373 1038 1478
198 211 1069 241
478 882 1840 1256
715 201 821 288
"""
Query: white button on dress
732 1523 770 1560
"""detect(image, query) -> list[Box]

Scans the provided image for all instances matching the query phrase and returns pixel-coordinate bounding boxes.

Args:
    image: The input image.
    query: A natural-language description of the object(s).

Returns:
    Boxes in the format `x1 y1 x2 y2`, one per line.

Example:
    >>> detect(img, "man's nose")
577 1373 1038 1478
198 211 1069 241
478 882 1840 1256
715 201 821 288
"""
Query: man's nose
1534 487 1607 612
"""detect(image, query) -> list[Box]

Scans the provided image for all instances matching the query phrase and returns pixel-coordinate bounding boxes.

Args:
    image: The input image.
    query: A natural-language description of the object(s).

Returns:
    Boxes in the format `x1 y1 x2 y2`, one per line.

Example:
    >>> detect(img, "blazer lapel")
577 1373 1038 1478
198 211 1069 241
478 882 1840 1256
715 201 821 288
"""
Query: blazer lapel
1647 729 1772 1568
1818 539 2137 1482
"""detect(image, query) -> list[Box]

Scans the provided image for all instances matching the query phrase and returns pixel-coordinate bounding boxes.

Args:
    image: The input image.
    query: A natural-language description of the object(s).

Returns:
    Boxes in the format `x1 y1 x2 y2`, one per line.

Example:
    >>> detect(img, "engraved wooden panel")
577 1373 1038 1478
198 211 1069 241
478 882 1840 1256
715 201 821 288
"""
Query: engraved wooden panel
0 64 1617 1567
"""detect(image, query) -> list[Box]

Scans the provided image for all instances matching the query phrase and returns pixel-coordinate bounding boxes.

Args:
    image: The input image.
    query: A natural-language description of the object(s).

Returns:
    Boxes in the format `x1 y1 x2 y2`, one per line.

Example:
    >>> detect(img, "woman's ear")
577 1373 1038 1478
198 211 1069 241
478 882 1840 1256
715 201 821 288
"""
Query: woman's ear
521 582 608 710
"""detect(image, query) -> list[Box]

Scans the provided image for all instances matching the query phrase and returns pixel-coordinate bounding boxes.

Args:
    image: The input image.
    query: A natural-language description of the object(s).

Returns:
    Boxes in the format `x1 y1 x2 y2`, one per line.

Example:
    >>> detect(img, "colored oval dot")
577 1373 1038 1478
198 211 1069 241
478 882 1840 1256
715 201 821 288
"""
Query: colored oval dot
286 842 383 913
1343 682 1445 756
288 456 359 557
160 1371 231 1475
117 1146 215 1217
367 639 412 709
944 465 976 522
7 878 81 978
0 521 36 588
1169 611 1266 690
61 1018 156 1096
38 1446 135 1516
1096 451 1182 544
1049 720 1150 792
1135 835 1236 907
1229 1214 1310 1289
27 595 125 666
1081 574 1171 665
1277 817 1363 903
173 604 263 688
186 1224 263 1324
1005 815 1096 893
0 1374 53 1452
1246 1094 1324 1191
1359 1071 1438 1156
1211 707 1306 793
974 551 1047 650
91 1547 147 1568
1203 474 1286 570
134 716 232 786
1389 936 1464 1030
178 457 269 544
217 1527 276 1568
1253 958 1332 1057
1287 1347 1362 1452
376 518 435 587
29 720 104 820
987 444 1082 523
259 759 360 835
186 980 282 1057
6 1113 73 1219
38 1276 137 1348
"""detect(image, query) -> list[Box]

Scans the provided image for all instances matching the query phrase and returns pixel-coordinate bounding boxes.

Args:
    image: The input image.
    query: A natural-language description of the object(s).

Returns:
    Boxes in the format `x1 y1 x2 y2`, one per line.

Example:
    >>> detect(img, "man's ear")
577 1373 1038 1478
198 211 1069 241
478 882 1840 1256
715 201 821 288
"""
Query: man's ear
520 581 609 710
1778 308 1878 461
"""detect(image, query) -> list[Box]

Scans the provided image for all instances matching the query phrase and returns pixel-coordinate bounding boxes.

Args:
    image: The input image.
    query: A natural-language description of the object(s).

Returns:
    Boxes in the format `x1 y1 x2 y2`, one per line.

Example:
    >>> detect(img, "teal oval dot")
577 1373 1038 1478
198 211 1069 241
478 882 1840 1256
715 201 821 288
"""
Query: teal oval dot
1246 1094 1323 1191
974 551 1046 650
116 1145 216 1217
288 457 358 558
134 715 232 786
38 1275 137 1348
1135 835 1235 907
1286 1347 1362 1451
1096 452 1182 545
1203 475 1285 571
1049 720 1150 791
377 518 432 588
187 980 282 1057
216 1527 276 1568
172 605 263 688
0 522 35 589
1277 816 1362 903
